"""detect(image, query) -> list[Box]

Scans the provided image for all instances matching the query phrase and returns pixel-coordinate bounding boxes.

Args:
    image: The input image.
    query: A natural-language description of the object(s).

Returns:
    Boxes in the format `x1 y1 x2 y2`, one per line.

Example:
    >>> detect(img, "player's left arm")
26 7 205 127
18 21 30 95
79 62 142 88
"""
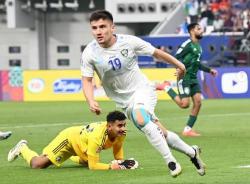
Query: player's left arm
153 48 186 78
87 140 111 170
88 155 111 170
87 137 124 170
129 35 183 76
113 140 124 160
111 136 139 169
199 63 218 77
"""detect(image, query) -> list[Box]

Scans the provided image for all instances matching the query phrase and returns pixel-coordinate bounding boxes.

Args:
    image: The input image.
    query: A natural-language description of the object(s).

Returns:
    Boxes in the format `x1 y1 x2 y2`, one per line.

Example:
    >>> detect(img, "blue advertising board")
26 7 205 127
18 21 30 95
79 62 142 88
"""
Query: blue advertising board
198 67 250 99
142 35 230 61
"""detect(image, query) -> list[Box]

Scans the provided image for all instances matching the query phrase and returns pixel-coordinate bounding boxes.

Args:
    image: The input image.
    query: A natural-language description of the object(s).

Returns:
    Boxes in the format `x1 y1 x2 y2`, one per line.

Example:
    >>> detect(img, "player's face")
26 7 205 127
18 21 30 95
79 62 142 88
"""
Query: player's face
90 18 115 48
193 25 203 40
108 120 127 138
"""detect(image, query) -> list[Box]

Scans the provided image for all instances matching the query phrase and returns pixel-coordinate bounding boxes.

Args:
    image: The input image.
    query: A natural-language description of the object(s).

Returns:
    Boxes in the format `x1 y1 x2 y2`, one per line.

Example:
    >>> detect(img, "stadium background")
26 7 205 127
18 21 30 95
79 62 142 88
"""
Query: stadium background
0 0 250 184
0 0 249 101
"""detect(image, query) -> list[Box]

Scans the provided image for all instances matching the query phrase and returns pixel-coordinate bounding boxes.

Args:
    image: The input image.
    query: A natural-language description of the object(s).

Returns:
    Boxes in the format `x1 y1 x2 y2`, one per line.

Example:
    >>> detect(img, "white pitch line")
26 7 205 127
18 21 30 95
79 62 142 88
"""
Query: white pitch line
0 122 89 129
161 112 250 120
235 165 250 169
0 112 249 129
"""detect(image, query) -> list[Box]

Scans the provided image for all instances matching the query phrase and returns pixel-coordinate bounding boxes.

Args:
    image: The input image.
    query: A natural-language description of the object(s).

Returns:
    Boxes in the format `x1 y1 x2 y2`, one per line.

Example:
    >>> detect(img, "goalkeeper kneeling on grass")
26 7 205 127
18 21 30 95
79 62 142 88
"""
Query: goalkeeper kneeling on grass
7 111 138 170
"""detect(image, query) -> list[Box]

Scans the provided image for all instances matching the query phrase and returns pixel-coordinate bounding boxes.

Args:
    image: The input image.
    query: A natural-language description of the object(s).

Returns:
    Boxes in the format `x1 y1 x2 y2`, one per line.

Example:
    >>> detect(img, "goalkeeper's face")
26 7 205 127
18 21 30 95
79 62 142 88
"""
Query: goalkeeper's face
108 120 127 138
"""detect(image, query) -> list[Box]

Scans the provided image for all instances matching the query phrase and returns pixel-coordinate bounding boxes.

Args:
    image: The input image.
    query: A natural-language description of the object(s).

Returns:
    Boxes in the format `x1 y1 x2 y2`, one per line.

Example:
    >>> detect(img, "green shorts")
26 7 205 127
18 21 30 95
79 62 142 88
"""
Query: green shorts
177 79 201 98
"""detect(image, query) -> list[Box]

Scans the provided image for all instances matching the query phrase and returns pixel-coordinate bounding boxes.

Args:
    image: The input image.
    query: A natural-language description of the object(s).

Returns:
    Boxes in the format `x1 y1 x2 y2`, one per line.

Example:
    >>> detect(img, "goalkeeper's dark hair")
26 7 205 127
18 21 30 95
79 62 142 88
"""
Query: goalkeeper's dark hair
106 111 126 123
187 23 199 33
89 10 113 23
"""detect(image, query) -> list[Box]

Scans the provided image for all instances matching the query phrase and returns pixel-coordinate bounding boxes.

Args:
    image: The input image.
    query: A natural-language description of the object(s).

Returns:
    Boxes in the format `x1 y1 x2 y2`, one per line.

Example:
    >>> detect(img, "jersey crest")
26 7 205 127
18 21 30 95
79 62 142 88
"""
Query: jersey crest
120 49 128 57
56 156 62 163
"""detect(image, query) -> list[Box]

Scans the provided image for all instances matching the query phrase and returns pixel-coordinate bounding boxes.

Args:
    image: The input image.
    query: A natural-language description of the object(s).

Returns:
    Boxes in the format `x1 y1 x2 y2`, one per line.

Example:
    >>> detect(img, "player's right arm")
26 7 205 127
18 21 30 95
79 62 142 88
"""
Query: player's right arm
80 45 101 115
82 76 101 115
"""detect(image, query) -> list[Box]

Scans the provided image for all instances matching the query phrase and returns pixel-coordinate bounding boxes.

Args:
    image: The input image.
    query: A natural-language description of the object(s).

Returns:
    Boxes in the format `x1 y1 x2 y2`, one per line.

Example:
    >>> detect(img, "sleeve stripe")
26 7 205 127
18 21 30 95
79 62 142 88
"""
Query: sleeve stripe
52 139 69 154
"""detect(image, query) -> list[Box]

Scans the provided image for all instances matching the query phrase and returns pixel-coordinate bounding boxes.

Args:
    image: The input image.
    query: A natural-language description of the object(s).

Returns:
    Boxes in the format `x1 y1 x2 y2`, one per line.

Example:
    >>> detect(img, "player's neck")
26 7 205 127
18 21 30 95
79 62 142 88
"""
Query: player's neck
107 130 116 142
108 134 116 142
191 38 199 43
191 36 199 43
100 35 117 48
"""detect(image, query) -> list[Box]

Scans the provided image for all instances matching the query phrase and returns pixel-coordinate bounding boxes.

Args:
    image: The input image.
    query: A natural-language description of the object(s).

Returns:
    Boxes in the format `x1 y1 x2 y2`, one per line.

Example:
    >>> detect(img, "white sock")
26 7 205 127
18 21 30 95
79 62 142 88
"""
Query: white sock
184 126 191 132
164 86 171 92
141 122 176 164
166 131 195 158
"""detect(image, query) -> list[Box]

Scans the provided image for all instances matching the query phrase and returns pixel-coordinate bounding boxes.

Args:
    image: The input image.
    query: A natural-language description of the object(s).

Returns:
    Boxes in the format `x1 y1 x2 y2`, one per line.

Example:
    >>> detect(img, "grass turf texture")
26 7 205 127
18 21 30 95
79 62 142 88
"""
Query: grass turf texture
0 99 249 184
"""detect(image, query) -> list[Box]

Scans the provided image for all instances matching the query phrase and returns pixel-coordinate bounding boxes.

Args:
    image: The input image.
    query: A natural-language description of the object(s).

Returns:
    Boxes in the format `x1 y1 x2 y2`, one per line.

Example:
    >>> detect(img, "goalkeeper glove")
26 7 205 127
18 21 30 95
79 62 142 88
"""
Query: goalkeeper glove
110 158 139 170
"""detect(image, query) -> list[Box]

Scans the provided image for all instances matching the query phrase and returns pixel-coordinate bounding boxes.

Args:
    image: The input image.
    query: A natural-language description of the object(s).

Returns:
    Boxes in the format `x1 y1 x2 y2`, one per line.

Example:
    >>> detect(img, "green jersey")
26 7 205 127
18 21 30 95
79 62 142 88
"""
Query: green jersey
175 39 210 84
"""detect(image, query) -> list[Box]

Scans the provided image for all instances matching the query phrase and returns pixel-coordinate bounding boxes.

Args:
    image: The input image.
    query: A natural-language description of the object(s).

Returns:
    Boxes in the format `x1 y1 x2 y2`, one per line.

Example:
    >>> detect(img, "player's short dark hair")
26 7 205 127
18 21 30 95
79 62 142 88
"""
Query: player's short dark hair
89 10 113 23
106 111 126 123
187 23 199 33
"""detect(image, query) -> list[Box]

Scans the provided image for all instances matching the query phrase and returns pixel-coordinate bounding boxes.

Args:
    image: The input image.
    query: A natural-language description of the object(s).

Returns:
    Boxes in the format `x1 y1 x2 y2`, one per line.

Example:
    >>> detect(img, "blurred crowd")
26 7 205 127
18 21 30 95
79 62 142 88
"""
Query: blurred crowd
178 0 250 34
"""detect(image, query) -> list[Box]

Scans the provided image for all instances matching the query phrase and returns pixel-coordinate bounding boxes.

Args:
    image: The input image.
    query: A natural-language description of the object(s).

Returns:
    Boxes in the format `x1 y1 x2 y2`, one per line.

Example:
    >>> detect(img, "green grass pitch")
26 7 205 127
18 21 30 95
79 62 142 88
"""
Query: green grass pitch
0 99 250 184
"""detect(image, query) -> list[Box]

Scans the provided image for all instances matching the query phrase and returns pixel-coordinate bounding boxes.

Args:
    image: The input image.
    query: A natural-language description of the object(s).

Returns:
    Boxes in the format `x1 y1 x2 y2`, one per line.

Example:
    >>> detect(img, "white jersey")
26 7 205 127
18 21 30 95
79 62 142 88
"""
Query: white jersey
80 34 155 108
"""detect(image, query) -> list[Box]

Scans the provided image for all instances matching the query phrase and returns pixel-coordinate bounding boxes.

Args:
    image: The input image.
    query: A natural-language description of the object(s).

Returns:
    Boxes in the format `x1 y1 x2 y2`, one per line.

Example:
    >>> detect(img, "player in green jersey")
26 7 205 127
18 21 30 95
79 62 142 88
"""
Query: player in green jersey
156 23 217 137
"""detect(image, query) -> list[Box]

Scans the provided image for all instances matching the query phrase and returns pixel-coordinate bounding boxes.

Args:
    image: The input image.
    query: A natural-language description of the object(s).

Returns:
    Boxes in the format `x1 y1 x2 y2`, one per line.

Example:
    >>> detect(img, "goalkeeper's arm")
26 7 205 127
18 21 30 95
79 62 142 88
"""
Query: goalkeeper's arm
87 155 110 170
87 156 138 170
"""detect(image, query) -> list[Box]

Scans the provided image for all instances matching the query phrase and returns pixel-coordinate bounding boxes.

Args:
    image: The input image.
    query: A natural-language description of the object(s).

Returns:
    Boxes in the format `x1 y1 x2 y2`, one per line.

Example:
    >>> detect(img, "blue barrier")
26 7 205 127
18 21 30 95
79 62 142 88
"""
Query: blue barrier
140 34 233 67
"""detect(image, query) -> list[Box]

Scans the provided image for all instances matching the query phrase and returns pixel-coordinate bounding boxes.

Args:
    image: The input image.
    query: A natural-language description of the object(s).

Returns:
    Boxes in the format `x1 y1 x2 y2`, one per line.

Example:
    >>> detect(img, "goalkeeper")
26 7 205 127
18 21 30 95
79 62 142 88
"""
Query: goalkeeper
7 111 138 170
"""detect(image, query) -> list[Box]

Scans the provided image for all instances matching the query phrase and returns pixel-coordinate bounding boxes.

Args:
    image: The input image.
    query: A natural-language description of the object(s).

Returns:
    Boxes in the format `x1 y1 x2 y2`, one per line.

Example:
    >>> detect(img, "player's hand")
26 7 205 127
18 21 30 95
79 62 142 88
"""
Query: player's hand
110 159 139 170
210 69 217 77
176 67 185 80
110 162 121 170
89 100 101 115
176 63 186 79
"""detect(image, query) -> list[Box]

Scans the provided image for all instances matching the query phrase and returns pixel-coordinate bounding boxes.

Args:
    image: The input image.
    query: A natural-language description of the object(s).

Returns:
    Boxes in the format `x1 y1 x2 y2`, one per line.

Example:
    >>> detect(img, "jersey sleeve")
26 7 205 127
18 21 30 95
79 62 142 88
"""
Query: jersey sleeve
88 155 110 170
113 136 125 160
86 136 110 170
199 63 211 73
127 35 155 56
86 135 100 158
80 45 94 77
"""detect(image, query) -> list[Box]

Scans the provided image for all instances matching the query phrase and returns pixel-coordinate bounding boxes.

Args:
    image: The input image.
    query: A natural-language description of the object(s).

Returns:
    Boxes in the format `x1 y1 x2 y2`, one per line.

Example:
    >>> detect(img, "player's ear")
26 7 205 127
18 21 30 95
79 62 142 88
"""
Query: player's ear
111 23 115 32
107 122 112 129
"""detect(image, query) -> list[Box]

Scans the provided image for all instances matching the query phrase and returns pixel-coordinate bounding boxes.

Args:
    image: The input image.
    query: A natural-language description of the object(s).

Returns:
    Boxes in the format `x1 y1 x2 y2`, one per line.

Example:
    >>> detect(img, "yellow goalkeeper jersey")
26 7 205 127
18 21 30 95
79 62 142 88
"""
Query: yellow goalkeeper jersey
69 121 125 170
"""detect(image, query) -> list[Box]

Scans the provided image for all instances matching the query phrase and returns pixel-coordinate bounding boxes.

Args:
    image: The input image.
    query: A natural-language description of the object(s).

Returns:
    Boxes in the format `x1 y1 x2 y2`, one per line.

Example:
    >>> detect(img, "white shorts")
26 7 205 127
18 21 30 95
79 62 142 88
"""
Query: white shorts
123 84 159 122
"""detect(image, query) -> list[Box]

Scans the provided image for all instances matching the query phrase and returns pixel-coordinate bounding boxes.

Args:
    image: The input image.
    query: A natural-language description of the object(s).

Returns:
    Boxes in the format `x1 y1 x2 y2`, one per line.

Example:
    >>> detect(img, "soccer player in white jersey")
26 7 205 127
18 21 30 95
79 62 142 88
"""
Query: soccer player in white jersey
80 10 206 177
